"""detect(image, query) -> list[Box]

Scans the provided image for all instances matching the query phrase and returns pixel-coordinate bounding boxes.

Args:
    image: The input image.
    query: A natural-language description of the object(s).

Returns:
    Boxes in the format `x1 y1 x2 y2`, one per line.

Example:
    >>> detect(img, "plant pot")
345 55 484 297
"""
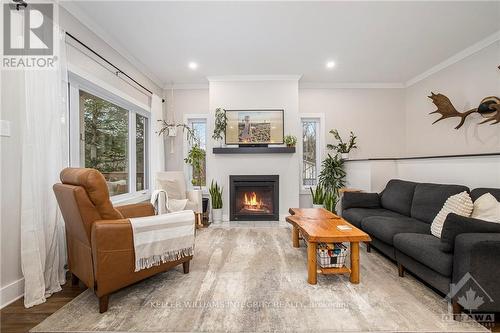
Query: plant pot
212 208 223 223
341 153 349 160
312 204 324 209
286 144 295 148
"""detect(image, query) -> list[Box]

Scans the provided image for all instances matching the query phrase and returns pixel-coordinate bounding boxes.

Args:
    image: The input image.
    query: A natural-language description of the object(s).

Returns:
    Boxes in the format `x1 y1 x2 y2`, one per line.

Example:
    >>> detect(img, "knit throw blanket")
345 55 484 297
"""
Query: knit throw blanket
130 210 195 272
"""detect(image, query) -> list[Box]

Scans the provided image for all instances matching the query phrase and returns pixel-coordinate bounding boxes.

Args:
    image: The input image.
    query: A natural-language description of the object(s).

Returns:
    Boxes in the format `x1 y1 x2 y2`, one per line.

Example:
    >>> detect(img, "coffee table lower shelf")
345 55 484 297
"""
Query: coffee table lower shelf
317 266 351 275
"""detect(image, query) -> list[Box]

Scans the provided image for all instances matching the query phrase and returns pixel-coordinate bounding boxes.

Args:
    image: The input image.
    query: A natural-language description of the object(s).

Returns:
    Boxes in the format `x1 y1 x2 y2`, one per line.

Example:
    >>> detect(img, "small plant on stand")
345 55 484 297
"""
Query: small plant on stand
209 180 223 223
284 135 297 147
212 108 228 147
327 129 357 160
184 144 206 190
310 185 325 208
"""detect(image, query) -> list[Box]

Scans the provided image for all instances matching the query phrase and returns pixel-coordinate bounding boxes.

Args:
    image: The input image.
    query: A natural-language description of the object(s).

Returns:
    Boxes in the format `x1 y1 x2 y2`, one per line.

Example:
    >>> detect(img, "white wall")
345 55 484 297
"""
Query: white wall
405 41 500 156
207 78 300 220
0 6 162 308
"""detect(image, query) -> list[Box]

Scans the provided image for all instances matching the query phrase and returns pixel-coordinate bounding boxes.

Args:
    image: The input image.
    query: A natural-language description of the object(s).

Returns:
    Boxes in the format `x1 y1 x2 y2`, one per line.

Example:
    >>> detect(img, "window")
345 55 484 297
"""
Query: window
186 117 207 188
70 74 149 198
301 117 321 189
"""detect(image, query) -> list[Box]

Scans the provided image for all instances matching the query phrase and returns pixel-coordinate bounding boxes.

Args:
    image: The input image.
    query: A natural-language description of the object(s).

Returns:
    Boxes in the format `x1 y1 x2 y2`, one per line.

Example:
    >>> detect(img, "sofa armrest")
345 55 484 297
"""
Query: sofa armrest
341 192 380 210
115 202 155 218
440 213 500 252
452 233 500 312
91 219 133 252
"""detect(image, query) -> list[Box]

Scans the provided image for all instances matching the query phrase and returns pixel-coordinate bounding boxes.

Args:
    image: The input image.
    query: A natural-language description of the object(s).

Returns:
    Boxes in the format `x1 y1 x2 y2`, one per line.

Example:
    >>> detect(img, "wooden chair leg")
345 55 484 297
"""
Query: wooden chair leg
397 263 405 277
99 295 109 313
365 242 371 253
71 273 79 286
452 299 463 321
183 261 190 274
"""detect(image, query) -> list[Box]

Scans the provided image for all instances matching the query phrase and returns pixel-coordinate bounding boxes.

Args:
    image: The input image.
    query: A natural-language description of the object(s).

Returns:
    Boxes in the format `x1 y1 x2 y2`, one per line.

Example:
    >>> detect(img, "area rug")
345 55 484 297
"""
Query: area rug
32 225 486 332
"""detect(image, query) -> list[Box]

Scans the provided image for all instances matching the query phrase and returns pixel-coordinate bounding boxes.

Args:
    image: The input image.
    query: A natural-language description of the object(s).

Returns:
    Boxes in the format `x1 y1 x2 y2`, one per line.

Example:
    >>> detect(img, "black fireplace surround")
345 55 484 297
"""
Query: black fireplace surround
229 175 279 221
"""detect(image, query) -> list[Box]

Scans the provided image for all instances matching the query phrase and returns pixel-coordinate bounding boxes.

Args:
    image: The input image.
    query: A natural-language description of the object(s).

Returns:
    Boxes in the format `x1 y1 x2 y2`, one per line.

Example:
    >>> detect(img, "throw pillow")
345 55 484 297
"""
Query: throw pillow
431 191 473 238
157 179 185 200
471 193 500 223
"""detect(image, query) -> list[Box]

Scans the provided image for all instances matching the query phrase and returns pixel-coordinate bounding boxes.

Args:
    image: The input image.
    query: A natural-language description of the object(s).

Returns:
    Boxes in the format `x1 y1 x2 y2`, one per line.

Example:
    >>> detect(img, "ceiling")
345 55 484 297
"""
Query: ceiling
64 1 500 87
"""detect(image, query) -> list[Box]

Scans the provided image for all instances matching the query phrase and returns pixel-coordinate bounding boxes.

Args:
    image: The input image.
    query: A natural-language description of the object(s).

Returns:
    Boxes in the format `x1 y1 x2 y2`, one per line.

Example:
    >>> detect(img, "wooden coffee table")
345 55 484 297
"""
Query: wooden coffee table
286 208 371 285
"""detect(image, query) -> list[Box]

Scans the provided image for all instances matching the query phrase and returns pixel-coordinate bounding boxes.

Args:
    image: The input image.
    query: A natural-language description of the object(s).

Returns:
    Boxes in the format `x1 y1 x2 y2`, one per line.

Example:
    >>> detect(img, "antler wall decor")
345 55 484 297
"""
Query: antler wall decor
428 93 500 129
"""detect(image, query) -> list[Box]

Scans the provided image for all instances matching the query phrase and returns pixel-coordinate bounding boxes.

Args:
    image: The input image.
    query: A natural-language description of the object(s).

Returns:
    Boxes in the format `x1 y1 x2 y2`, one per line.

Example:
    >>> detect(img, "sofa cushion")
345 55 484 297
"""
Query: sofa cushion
342 192 380 210
471 188 500 202
341 208 404 228
410 183 469 224
361 216 430 245
380 179 417 216
394 233 453 277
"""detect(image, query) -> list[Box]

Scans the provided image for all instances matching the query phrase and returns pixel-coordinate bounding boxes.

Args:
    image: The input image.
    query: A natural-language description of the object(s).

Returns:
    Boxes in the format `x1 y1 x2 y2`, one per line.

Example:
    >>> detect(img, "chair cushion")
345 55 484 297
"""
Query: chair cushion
394 233 453 277
380 179 417 216
361 216 430 245
411 183 469 224
471 188 500 202
157 179 186 200
341 208 404 228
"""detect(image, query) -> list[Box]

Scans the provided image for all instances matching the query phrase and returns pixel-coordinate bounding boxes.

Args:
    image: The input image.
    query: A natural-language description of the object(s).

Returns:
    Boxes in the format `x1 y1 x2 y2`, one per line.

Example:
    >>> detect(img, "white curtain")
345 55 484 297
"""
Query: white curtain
20 26 69 307
150 95 165 189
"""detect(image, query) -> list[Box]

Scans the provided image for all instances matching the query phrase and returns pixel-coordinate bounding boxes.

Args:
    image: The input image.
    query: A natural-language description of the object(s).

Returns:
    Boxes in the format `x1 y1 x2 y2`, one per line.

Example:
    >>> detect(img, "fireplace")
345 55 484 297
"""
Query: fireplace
230 175 279 221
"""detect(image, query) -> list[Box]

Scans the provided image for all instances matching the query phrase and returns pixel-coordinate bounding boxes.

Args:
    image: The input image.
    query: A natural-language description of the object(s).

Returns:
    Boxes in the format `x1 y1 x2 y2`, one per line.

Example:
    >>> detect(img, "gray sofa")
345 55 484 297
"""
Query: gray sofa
342 179 500 314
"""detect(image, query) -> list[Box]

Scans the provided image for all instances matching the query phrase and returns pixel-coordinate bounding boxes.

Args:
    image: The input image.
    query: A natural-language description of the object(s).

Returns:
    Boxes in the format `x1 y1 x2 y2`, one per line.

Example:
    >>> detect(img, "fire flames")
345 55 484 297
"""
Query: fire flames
243 192 264 211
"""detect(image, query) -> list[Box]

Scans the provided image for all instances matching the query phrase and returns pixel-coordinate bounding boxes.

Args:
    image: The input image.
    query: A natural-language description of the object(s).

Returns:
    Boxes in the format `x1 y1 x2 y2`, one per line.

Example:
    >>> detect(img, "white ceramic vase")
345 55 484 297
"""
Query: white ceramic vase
212 208 223 223
312 204 324 209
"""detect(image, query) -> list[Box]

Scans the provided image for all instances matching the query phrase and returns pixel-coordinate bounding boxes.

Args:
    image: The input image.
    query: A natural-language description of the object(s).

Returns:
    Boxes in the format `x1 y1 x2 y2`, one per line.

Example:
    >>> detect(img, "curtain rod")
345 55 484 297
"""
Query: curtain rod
65 31 154 96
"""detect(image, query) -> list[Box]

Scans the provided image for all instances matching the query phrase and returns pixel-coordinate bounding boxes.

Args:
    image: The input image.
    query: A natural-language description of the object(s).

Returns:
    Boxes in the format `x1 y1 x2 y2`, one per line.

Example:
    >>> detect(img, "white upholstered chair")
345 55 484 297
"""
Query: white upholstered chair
155 171 203 214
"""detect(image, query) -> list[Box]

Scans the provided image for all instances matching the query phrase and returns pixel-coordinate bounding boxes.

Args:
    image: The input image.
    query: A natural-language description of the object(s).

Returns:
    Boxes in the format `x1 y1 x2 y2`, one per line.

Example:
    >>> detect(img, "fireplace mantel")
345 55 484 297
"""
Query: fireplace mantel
213 147 295 154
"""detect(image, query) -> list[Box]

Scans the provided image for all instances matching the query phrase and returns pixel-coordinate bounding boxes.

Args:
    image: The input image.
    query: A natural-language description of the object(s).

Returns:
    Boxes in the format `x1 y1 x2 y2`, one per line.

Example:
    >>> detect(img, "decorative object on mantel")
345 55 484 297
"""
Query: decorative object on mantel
212 146 295 154
326 129 358 160
284 135 297 148
212 108 228 147
428 92 500 129
310 185 325 208
209 180 223 223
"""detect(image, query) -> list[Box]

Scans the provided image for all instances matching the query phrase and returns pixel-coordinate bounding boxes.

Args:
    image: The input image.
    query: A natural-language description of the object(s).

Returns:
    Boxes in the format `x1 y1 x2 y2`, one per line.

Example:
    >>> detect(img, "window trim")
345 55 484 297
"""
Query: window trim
68 71 151 203
183 113 208 193
299 113 325 195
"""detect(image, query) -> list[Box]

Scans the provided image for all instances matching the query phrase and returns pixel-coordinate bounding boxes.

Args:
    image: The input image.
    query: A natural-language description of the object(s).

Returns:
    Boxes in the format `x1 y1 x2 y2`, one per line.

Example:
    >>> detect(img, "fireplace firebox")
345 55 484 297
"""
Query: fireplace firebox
229 175 279 221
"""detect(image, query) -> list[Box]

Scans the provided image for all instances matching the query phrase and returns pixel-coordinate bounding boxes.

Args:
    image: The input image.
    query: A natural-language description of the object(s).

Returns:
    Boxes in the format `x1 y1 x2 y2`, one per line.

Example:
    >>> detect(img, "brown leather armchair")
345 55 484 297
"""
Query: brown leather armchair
53 168 192 313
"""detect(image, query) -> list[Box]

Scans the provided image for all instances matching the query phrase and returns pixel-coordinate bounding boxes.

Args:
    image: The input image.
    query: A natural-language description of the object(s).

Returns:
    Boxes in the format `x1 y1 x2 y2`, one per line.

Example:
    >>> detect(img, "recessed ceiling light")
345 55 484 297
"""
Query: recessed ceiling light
188 62 198 70
326 61 335 69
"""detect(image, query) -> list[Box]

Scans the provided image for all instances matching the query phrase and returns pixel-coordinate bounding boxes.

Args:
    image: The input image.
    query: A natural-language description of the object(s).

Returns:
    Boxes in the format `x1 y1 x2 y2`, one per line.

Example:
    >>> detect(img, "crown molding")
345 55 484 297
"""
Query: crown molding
60 2 165 91
299 82 405 89
207 75 302 82
405 30 500 87
163 82 209 90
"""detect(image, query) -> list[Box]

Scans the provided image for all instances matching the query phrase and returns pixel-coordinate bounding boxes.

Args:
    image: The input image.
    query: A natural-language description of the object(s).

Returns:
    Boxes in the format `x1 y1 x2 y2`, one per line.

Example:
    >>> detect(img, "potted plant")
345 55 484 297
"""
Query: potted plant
310 185 325 208
212 108 228 147
284 135 297 147
326 129 357 160
184 144 205 212
319 153 346 197
209 180 223 223
323 191 338 214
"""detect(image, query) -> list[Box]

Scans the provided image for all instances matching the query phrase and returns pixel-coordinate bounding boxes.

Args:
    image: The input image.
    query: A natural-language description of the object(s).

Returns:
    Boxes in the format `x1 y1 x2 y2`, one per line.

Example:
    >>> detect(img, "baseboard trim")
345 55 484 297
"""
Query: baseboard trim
1 278 24 309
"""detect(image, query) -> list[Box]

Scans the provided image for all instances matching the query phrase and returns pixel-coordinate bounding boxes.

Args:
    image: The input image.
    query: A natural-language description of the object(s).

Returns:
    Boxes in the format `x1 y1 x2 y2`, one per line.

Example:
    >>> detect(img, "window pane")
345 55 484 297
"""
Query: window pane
136 114 147 191
302 121 317 186
191 121 206 187
80 90 129 196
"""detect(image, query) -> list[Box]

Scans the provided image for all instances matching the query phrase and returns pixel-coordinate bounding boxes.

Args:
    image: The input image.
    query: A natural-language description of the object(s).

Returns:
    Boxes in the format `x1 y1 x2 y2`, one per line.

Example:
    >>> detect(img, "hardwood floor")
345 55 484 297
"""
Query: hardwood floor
0 280 85 333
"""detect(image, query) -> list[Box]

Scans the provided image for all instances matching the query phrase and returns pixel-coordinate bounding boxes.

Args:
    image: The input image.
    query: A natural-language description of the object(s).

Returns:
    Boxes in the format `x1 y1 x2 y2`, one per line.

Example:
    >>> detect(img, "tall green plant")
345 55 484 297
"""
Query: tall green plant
209 180 223 209
309 185 324 205
319 153 346 195
212 108 228 141
184 144 206 189
327 129 357 154
323 191 338 213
